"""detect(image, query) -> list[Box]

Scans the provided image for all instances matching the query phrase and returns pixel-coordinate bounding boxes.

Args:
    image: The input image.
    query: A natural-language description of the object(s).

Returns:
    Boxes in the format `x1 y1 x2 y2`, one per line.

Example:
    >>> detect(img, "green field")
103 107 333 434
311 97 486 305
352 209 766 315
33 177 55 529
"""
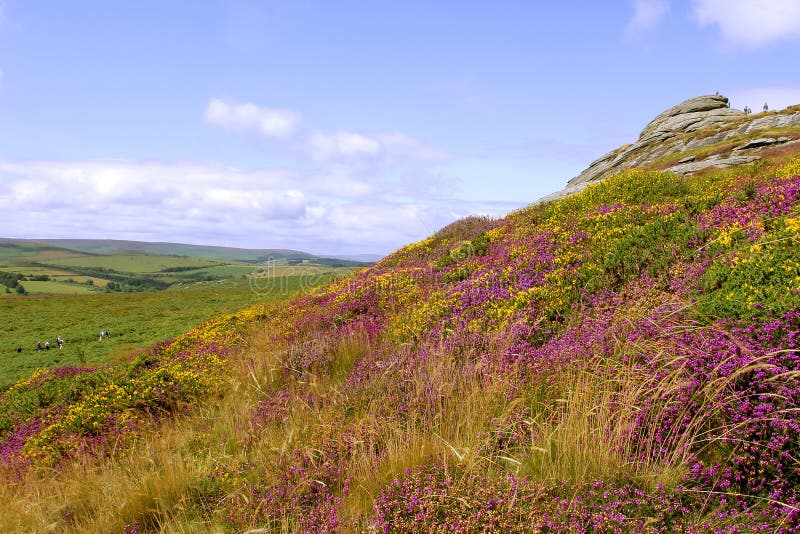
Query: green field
40 253 226 273
0 265 76 276
179 264 260 278
0 243 89 263
14 280 98 295
0 275 342 390
0 239 372 299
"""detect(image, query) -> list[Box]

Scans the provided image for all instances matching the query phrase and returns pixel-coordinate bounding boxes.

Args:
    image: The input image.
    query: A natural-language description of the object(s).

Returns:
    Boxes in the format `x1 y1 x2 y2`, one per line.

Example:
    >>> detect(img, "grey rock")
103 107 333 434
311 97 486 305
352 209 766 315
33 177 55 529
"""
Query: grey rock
639 95 736 142
639 108 742 146
565 94 800 191
744 114 800 132
684 131 729 150
667 154 759 175
733 137 791 151
678 155 696 163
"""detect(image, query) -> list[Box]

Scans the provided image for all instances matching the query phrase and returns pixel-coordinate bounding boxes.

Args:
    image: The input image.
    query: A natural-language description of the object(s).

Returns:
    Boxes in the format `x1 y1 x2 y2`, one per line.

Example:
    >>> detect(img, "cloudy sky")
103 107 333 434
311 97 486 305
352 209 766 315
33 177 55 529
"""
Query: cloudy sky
1 1 799 256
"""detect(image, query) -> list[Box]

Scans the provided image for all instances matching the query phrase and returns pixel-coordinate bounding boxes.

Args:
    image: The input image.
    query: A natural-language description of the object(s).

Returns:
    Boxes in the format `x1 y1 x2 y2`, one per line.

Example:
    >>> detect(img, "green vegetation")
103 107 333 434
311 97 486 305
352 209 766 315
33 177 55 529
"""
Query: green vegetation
16 280 97 295
0 271 23 290
40 253 224 273
0 274 345 390
0 239 366 296
27 238 319 262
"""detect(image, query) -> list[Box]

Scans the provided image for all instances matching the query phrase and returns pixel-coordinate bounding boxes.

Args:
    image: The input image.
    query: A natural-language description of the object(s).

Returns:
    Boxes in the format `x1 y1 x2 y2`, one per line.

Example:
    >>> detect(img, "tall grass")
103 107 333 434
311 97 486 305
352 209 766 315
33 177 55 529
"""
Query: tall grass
0 315 775 531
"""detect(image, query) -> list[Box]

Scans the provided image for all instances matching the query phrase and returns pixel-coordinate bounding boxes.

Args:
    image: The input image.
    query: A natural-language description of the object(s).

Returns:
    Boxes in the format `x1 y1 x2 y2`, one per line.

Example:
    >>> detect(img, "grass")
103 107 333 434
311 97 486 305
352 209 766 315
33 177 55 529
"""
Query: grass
1 238 370 298
0 275 342 390
17 280 99 295
0 318 706 531
0 265 76 276
0 243 89 263
1 246 355 297
40 253 226 273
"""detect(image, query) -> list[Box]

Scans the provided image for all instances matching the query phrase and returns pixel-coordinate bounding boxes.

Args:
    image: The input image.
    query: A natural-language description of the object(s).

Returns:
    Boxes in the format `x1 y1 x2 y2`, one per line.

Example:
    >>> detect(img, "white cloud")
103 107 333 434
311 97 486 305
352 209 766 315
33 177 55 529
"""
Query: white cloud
308 130 381 161
0 159 306 222
0 158 492 255
726 86 800 112
0 101 476 255
373 132 448 161
628 0 670 31
307 129 447 162
692 0 800 48
203 98 300 139
203 98 446 168
307 164 377 198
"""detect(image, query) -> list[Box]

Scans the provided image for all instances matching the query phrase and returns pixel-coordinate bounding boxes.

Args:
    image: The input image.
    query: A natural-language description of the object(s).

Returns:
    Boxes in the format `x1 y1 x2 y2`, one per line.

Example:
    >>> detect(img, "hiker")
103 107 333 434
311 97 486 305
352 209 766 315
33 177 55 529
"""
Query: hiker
45 341 50 350
105 329 110 338
763 102 769 112
36 340 42 351
99 330 105 341
57 336 64 349
16 346 22 353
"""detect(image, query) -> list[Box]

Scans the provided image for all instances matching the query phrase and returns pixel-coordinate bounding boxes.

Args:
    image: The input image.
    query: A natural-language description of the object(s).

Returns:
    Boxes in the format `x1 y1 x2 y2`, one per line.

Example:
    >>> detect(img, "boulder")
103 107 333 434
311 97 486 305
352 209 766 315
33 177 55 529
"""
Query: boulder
667 154 759 175
564 94 800 191
733 137 791 151
638 95 736 143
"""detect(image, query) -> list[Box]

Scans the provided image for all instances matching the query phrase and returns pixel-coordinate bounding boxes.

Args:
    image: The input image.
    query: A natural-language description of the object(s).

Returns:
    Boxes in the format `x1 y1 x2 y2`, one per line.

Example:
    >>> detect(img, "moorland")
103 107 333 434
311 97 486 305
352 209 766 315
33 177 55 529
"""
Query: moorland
2 97 800 532
0 240 362 388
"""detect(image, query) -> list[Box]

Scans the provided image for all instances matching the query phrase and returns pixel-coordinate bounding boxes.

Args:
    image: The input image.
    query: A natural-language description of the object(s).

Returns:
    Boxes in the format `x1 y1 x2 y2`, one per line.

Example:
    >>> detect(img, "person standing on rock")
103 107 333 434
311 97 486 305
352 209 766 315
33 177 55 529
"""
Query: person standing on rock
763 102 769 112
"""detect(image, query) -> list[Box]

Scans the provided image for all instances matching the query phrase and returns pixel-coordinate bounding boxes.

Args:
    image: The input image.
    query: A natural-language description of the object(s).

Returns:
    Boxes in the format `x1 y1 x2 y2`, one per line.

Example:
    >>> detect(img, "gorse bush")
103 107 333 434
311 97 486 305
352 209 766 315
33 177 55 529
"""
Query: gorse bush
3 155 800 532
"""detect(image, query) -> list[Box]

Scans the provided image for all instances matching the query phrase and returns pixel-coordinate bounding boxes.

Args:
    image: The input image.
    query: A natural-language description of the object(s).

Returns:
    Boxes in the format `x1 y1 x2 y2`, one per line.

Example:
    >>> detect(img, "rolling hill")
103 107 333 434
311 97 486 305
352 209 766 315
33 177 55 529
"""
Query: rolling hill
1 238 380 264
0 239 371 296
2 95 800 532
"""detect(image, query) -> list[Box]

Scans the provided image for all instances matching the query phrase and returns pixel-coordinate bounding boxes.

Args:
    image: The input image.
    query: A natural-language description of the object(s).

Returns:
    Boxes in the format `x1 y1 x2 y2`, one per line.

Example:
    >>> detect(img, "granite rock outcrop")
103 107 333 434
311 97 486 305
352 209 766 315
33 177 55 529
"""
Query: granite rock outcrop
545 95 800 203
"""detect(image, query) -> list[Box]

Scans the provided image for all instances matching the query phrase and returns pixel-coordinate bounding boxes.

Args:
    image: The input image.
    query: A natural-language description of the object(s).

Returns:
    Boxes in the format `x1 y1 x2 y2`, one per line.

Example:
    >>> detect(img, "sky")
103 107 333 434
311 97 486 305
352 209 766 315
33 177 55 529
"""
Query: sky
1 1 799 257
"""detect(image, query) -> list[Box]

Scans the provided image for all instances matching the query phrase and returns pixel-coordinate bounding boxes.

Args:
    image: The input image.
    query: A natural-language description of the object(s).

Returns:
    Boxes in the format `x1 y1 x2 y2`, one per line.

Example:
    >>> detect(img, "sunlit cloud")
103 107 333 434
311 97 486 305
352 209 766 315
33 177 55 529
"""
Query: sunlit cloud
308 130 381 161
692 0 800 48
203 98 300 139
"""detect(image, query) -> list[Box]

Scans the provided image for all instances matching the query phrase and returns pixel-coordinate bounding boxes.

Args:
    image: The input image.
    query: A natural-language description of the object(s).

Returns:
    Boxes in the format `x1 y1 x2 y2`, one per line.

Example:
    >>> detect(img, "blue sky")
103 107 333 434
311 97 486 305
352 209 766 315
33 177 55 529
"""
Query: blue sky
1 0 799 256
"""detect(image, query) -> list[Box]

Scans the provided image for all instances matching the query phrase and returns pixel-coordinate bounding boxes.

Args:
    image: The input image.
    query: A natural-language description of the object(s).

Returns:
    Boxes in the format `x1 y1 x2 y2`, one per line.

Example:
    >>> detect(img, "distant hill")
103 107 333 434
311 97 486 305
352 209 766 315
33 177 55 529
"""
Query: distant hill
0 238 375 265
0 238 371 295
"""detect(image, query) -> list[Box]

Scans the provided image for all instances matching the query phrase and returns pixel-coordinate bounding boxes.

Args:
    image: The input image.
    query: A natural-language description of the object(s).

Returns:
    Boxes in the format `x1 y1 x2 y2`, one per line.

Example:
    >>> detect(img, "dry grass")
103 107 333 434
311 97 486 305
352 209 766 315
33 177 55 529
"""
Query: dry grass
1 312 776 532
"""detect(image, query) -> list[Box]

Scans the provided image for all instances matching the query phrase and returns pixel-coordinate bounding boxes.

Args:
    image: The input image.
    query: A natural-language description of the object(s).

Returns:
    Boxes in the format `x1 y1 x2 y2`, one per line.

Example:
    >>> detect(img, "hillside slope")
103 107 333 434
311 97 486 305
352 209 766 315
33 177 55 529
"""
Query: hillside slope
2 101 800 532
4 238 376 265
